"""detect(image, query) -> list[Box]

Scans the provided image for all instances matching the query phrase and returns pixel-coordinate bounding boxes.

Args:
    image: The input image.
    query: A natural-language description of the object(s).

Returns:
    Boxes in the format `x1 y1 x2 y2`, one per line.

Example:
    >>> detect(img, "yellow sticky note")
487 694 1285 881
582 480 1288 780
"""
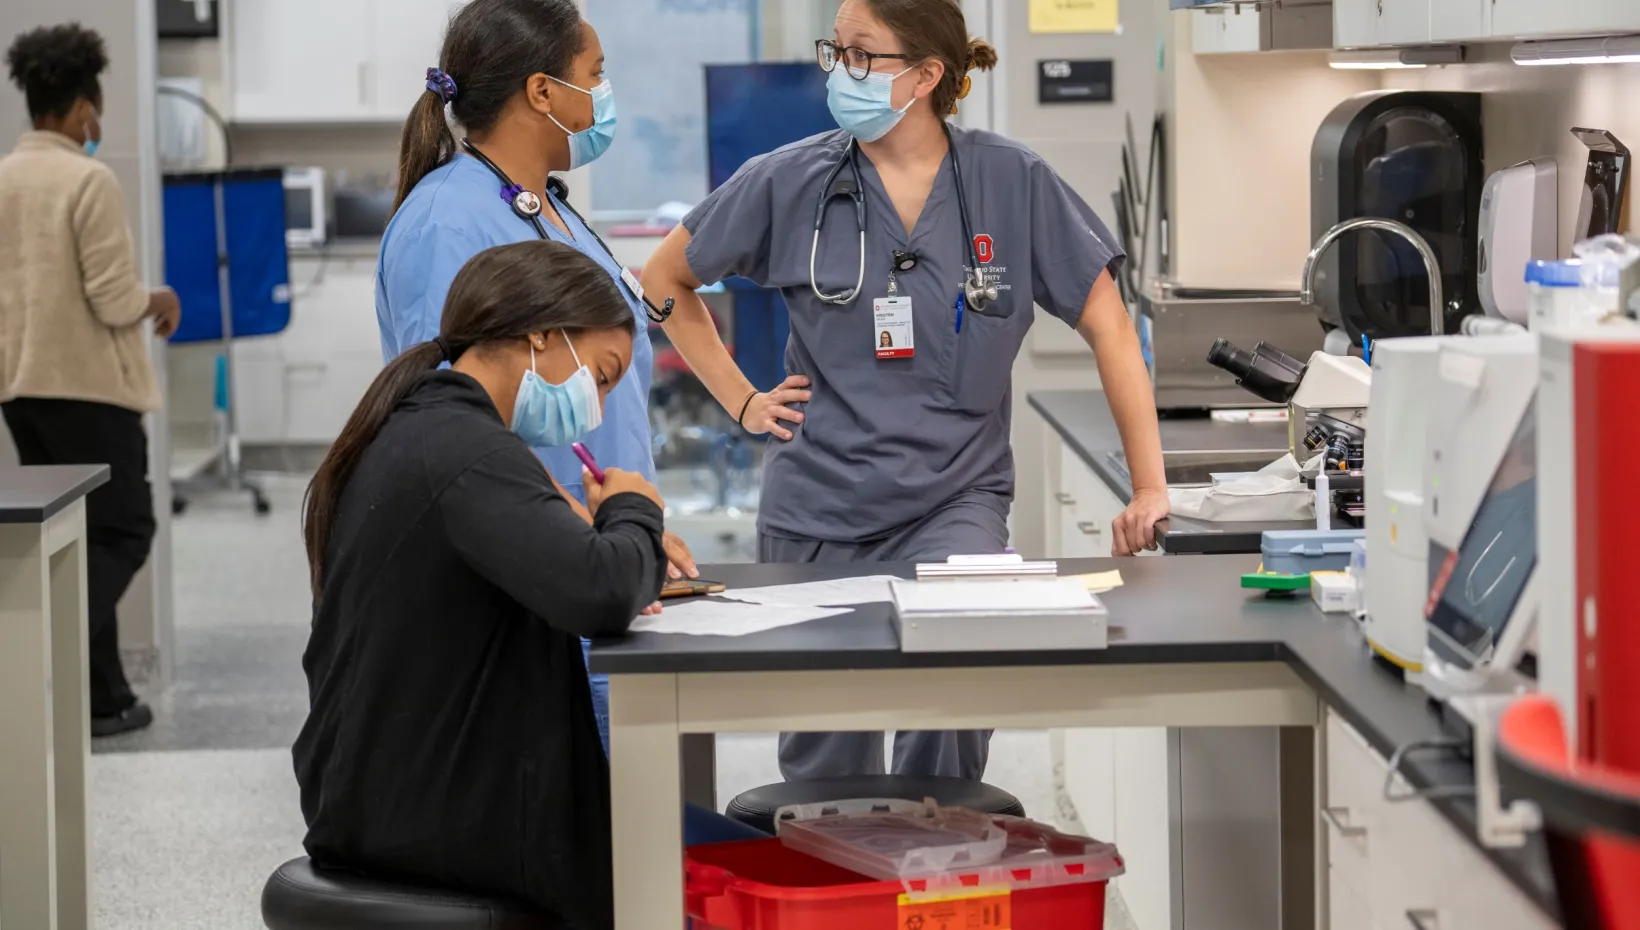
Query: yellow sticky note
1029 0 1119 34
1065 570 1124 592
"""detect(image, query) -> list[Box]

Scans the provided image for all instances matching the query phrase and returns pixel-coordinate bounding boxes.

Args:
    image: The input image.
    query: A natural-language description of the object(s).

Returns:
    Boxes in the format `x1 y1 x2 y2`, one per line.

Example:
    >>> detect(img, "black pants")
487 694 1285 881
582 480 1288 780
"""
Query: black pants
3 398 155 718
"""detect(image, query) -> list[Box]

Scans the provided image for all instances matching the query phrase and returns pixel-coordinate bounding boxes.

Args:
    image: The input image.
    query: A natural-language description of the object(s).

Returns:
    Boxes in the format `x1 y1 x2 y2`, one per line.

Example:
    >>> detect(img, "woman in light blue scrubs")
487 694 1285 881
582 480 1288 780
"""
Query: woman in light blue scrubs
375 0 696 747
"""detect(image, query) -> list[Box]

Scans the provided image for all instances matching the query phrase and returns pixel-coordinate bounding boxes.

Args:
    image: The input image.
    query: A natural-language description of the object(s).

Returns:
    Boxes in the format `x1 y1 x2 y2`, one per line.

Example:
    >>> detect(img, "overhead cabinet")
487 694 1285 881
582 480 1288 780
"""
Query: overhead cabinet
1190 0 1333 53
1334 0 1640 48
1490 0 1640 39
227 0 465 123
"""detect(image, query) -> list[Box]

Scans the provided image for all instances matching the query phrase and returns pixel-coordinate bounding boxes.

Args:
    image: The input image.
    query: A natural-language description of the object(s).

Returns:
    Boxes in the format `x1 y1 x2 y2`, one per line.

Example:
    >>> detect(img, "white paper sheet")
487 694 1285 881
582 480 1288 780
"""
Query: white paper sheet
716 575 899 609
626 599 851 637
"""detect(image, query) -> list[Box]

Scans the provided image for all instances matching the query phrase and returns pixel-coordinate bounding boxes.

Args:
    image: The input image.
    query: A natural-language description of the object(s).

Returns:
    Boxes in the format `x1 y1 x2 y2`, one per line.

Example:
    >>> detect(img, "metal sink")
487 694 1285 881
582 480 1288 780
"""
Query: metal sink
1105 449 1285 489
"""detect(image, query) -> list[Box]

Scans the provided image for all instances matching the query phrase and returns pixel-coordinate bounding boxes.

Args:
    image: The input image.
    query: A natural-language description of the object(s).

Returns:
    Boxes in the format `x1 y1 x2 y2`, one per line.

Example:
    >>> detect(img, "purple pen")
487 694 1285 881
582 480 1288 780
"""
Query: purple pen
571 442 605 484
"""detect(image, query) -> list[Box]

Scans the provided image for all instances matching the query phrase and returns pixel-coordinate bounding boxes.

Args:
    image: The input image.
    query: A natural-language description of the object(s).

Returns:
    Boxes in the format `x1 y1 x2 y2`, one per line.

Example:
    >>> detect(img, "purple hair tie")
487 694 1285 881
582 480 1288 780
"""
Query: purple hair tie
425 67 457 104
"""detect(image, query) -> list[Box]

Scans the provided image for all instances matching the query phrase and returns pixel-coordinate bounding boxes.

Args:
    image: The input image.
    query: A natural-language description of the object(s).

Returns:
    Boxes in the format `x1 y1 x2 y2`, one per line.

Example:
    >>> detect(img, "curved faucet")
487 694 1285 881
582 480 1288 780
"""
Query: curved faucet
1299 217 1445 337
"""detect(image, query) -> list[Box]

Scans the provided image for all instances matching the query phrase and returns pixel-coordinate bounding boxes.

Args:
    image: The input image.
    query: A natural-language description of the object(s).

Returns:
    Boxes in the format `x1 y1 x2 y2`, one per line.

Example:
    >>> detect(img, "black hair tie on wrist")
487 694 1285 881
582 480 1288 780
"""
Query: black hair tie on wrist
433 337 454 362
736 389 759 428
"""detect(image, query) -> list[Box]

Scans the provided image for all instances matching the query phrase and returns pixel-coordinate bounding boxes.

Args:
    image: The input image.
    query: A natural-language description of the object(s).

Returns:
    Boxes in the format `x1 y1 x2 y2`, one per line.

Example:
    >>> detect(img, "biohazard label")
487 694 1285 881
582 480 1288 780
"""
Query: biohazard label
896 889 1011 930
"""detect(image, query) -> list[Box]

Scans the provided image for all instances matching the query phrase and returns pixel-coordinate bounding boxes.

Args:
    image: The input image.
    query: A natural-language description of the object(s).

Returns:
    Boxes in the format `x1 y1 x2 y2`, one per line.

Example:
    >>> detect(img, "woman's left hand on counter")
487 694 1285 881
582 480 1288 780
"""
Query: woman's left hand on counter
662 531 699 580
1113 487 1170 556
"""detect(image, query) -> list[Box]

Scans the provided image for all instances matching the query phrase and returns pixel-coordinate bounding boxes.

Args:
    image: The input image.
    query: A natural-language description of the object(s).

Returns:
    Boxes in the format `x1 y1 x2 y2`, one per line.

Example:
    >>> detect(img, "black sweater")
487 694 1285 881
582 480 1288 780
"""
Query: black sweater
293 371 665 930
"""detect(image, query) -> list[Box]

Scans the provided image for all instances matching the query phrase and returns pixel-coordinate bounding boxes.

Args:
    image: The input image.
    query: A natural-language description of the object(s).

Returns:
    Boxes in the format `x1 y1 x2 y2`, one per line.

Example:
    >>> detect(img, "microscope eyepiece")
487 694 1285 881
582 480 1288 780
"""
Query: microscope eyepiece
1206 338 1306 405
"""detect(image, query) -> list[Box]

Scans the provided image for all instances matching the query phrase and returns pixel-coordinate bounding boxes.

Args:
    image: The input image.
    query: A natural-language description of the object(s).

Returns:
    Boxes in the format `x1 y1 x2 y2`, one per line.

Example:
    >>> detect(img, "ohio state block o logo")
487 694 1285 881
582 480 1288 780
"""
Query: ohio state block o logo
973 234 994 264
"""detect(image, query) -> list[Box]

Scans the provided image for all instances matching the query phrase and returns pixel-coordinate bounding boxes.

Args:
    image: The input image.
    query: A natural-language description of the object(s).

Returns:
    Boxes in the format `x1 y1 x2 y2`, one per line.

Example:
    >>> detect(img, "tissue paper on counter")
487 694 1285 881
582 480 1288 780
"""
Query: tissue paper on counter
1167 453 1319 523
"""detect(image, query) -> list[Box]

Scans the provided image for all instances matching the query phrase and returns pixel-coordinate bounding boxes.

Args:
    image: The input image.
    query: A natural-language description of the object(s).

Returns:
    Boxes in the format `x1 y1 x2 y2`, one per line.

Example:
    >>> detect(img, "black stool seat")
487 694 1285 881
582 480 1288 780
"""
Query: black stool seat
726 775 1026 836
261 857 562 930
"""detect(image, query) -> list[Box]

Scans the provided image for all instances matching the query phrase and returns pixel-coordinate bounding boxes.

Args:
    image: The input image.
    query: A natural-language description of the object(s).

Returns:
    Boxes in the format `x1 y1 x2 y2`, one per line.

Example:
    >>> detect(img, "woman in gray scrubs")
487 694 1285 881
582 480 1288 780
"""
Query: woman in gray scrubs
642 0 1168 782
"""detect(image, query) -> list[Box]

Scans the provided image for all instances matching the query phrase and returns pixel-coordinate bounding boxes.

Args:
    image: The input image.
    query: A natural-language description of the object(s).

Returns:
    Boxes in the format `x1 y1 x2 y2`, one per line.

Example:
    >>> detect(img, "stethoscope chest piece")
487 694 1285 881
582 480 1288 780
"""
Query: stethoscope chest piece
505 185 543 218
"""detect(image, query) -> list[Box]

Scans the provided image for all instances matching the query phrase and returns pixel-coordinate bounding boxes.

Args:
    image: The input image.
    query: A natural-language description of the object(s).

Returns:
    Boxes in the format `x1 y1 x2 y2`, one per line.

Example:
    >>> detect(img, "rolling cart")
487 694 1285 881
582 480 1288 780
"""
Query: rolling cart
161 168 292 516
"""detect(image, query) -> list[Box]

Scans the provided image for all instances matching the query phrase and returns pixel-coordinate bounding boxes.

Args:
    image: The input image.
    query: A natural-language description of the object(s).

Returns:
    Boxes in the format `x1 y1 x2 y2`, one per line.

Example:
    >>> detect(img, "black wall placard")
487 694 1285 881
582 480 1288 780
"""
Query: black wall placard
1037 59 1114 105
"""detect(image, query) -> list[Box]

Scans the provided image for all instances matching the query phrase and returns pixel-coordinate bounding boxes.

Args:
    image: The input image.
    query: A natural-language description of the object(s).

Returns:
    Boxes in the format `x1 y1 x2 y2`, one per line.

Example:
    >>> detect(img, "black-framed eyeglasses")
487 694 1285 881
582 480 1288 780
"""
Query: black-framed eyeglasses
815 39 916 81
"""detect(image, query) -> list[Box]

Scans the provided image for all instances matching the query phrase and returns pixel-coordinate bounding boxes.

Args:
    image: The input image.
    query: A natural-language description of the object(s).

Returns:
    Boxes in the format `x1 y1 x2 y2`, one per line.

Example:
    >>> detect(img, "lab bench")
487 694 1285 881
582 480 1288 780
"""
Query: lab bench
588 555 1557 930
1029 389 1316 555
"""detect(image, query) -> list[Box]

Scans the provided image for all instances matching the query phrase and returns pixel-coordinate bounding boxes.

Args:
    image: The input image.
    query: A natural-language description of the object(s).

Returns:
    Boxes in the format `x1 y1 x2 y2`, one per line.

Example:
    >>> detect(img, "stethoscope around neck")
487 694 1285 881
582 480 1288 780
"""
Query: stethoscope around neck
460 139 673 323
811 122 1000 315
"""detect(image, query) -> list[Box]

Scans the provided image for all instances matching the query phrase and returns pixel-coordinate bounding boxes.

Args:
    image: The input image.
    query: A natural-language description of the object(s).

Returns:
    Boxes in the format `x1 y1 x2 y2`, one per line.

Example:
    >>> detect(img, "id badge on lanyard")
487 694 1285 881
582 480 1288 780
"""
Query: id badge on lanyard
873 271 913 359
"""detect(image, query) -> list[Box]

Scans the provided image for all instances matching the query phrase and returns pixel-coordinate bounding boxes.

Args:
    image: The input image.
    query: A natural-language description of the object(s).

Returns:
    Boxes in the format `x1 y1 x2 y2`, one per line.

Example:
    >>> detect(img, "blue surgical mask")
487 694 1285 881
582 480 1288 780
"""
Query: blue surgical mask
548 77 617 169
82 111 101 157
825 65 915 143
511 334 603 448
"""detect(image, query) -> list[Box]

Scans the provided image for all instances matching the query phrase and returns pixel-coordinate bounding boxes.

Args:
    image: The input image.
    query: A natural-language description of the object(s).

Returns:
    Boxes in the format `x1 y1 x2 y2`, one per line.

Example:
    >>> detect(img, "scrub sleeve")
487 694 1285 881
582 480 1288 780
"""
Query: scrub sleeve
1026 157 1127 328
375 222 485 360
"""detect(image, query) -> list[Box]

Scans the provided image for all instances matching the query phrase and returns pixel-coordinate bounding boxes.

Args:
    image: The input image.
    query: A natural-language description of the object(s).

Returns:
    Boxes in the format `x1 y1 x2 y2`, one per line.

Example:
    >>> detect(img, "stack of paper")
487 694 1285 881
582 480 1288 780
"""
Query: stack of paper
624 575 898 638
891 578 1109 652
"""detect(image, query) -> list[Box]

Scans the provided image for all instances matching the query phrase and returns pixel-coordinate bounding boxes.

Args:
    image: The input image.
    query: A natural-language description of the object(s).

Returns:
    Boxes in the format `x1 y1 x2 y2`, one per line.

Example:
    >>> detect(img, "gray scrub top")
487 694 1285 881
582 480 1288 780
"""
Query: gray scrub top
683 125 1125 543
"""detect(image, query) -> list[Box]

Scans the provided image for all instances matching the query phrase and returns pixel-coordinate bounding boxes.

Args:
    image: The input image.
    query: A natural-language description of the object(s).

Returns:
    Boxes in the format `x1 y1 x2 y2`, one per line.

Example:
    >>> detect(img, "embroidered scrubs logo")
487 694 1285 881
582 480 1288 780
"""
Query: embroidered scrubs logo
973 234 994 264
965 234 1009 295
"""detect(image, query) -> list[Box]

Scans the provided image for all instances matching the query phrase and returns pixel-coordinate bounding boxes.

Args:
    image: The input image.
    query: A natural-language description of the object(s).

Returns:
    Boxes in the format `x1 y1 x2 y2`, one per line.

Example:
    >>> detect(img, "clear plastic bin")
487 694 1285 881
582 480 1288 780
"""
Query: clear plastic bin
773 798 1124 896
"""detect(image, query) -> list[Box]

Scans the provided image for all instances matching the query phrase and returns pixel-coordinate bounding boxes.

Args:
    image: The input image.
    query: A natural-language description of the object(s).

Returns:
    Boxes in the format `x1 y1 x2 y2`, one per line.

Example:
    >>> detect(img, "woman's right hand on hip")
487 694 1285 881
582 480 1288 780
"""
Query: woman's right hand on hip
739 375 812 441
585 467 664 514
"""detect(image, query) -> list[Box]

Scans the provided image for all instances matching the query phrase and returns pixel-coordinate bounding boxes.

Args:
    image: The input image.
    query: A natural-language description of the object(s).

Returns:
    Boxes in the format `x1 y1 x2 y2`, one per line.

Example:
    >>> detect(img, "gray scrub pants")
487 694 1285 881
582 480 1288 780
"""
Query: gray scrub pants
758 489 1009 782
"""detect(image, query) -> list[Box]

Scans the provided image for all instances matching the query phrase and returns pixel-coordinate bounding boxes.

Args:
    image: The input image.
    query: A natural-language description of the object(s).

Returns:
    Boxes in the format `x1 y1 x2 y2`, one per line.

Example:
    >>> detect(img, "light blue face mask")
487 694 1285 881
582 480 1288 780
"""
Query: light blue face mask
82 110 101 157
548 76 617 169
825 65 915 143
511 333 603 448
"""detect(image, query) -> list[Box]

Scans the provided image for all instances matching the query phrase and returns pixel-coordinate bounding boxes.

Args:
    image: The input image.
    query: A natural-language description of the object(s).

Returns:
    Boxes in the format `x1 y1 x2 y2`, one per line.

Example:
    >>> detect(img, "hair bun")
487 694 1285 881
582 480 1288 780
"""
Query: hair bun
966 37 999 72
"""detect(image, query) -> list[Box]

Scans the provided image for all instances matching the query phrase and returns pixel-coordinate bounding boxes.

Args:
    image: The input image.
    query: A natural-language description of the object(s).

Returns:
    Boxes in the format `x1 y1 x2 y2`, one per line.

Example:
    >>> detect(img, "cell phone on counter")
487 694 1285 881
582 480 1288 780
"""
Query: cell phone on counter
571 442 605 483
660 578 727 599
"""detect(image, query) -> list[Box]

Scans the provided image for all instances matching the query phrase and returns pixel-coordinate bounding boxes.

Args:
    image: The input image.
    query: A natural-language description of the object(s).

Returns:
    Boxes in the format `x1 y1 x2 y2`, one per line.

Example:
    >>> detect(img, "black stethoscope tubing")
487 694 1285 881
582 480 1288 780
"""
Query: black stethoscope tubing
461 139 673 323
810 122 997 314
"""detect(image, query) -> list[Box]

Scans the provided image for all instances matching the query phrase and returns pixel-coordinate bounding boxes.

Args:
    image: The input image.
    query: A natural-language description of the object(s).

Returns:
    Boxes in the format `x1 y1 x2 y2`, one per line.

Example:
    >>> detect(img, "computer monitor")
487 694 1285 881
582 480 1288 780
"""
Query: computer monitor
1424 398 1538 672
704 62 833 192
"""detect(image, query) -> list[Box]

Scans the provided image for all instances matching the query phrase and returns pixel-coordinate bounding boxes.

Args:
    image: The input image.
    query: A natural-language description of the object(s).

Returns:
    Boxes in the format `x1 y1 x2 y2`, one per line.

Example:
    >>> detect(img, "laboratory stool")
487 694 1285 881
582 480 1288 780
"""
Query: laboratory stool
261 857 562 930
725 774 1026 836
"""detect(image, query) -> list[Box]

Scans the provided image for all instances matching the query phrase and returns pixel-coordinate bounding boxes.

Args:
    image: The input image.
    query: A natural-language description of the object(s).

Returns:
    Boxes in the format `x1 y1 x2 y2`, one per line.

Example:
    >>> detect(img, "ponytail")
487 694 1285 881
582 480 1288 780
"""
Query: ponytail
393 90 455 215
303 340 444 594
391 0 585 215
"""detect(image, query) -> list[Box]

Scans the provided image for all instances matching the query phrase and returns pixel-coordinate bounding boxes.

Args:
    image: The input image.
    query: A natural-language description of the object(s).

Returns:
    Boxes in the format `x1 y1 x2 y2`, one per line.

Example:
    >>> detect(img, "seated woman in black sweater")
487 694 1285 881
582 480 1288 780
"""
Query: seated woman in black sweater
294 240 760 930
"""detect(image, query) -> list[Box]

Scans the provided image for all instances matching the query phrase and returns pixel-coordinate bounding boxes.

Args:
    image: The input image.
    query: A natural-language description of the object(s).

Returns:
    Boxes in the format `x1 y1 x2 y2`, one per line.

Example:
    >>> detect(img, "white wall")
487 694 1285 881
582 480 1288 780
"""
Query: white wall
1383 46 1640 254
0 0 173 682
992 0 1167 558
1162 31 1640 289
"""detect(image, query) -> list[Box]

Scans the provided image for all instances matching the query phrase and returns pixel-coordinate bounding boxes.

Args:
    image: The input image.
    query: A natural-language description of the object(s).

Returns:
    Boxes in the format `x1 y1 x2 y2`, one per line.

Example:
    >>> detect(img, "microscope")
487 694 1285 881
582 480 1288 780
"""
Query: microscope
1206 340 1373 522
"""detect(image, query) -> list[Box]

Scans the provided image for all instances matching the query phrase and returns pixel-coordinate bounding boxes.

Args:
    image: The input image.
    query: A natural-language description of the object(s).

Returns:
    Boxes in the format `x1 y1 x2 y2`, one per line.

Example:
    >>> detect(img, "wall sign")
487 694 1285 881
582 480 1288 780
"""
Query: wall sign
1037 59 1115 105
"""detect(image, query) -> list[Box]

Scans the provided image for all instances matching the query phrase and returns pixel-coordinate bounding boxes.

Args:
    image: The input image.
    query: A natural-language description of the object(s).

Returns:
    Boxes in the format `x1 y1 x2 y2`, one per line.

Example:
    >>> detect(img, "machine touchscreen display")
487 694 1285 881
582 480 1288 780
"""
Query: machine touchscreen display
1424 401 1537 667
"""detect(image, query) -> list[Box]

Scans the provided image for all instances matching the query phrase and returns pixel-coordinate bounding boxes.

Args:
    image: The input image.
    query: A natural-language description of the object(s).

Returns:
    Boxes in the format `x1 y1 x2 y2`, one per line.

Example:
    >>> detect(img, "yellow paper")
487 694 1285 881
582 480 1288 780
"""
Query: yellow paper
1065 570 1124 592
1029 0 1119 34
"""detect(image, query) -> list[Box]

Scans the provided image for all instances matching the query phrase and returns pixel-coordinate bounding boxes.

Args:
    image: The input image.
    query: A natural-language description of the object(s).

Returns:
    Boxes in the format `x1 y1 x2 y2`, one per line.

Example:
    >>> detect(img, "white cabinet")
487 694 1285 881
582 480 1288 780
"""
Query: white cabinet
1430 0 1489 42
228 0 373 122
1054 727 1173 930
1192 7 1263 54
1376 0 1430 45
371 1 469 120
1333 0 1431 48
227 0 465 123
233 256 384 444
1053 442 1124 559
1321 711 1559 930
1491 0 1640 39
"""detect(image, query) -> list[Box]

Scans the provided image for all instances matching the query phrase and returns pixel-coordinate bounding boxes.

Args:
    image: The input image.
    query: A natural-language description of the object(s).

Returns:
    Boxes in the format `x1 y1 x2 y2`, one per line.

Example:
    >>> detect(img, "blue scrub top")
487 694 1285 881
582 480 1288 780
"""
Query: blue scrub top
376 153 656 504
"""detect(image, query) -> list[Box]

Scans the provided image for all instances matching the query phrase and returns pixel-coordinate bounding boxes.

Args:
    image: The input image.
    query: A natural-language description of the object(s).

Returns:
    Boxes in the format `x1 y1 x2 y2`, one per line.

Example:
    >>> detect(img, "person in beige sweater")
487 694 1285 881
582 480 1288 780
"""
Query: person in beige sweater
2 23 182 737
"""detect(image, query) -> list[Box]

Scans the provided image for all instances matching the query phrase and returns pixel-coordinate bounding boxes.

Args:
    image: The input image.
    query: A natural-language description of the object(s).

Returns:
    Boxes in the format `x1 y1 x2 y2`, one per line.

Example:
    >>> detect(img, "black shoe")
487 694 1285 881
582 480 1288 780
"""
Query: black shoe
91 702 154 738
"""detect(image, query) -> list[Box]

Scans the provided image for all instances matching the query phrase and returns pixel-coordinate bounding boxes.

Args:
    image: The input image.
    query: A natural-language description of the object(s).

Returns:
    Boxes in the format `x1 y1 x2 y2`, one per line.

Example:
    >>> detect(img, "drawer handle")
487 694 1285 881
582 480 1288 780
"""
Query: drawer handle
1321 806 1366 838
1076 521 1102 536
1405 909 1438 930
1054 492 1075 505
